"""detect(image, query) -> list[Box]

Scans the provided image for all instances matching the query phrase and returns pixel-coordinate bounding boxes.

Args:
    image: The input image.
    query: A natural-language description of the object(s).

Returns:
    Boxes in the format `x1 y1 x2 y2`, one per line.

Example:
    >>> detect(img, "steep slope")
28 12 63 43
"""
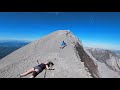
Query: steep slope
86 47 120 78
0 30 100 78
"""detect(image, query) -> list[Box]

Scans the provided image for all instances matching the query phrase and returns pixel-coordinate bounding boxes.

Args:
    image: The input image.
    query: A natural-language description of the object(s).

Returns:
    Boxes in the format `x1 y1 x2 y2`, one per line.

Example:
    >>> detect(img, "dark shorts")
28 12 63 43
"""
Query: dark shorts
32 71 38 77
33 65 44 77
34 65 41 70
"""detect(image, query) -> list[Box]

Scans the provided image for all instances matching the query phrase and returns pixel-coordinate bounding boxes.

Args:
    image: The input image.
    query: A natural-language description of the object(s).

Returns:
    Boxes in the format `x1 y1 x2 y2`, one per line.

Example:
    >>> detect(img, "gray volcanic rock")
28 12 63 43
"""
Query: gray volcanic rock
86 47 120 78
0 30 100 78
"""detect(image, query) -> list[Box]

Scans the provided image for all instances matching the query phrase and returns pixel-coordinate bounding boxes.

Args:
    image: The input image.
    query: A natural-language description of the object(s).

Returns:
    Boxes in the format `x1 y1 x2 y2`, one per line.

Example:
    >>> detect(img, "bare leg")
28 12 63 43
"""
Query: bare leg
60 46 65 49
62 46 65 48
20 68 34 77
29 69 39 78
60 46 64 49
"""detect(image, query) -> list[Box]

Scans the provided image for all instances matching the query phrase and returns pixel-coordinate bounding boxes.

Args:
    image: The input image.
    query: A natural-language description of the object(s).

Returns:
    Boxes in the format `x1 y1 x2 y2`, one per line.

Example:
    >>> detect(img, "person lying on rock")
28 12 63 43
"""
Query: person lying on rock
20 61 54 78
60 41 67 49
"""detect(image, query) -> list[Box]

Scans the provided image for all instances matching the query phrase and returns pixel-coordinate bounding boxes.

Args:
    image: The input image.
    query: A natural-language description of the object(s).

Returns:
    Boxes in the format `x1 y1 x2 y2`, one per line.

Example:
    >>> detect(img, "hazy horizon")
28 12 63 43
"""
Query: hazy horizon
0 12 120 50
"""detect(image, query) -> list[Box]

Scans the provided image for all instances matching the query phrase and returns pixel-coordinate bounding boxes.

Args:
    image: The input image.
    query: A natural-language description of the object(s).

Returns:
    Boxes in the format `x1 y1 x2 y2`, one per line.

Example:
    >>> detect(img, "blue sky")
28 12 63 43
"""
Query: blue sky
0 12 120 50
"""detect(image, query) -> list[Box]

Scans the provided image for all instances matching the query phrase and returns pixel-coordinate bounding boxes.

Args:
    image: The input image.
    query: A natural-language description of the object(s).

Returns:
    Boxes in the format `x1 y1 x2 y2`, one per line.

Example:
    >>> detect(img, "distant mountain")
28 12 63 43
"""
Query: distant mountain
0 40 31 59
112 50 120 56
0 40 31 47
86 47 120 72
